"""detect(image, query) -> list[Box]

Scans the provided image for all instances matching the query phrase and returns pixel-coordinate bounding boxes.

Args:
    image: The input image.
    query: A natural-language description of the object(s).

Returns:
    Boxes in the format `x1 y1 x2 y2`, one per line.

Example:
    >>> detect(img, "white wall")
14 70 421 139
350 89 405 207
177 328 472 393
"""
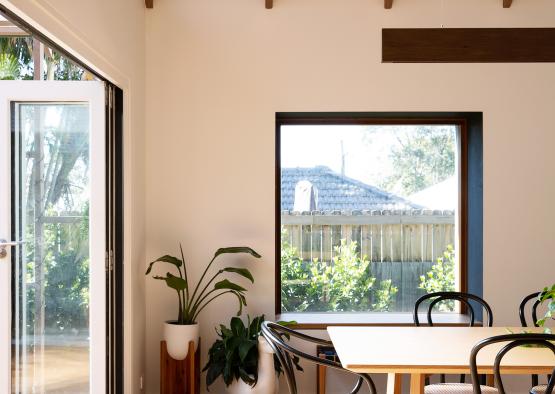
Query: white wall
145 0 555 392
0 0 147 392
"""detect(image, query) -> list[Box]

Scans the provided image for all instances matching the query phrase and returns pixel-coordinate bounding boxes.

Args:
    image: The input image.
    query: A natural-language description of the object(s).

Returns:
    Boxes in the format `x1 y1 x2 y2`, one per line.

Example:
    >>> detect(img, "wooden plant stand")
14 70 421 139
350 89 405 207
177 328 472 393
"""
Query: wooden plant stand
160 340 201 394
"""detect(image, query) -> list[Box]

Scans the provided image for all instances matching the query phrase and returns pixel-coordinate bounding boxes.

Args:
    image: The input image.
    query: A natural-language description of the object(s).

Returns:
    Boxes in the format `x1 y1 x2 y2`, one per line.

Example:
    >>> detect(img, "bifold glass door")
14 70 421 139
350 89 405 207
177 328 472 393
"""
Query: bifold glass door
0 81 106 393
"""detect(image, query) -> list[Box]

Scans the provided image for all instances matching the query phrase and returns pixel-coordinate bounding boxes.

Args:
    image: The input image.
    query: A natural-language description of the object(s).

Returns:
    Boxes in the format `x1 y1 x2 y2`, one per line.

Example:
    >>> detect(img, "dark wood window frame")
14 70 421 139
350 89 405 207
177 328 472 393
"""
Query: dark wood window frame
275 112 483 326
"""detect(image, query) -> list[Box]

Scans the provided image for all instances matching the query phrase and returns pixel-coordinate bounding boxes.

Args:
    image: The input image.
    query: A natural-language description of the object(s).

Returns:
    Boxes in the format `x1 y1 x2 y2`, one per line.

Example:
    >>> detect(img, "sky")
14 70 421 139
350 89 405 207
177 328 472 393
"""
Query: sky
281 125 397 187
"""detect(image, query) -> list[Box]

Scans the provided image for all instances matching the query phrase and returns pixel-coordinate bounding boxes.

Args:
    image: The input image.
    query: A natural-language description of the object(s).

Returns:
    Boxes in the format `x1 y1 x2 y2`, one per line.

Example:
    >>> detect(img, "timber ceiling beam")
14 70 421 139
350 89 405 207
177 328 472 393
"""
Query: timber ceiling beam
382 28 555 63
145 0 153 9
266 0 273 9
503 0 513 7
385 0 393 9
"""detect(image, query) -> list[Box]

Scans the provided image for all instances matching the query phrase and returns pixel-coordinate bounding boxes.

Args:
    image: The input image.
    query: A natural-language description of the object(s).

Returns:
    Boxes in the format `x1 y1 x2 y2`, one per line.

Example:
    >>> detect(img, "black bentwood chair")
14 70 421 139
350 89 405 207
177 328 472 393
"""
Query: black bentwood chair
520 291 555 393
425 333 555 394
414 291 494 385
414 291 494 328
520 291 555 328
261 321 377 394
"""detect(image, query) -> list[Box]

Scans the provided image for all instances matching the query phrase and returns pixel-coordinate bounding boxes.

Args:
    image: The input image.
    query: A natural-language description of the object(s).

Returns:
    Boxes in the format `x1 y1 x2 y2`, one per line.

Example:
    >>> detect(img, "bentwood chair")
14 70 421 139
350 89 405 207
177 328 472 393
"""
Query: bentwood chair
520 292 546 328
414 291 494 328
520 291 554 394
261 321 377 394
414 291 494 385
424 333 555 394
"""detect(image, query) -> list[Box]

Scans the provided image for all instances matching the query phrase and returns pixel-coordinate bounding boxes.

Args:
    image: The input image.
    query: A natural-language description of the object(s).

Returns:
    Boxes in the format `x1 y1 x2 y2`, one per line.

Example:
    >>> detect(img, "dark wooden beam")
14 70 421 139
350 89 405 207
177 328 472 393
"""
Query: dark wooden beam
385 0 393 9
266 0 273 9
145 0 153 9
382 28 555 63
503 0 512 7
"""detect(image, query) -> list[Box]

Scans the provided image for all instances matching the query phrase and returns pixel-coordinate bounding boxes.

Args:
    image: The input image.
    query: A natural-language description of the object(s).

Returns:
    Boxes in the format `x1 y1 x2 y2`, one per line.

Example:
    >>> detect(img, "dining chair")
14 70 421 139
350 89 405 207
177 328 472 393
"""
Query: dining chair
414 291 494 328
414 291 494 384
520 292 544 328
261 321 377 394
520 291 554 391
425 333 555 394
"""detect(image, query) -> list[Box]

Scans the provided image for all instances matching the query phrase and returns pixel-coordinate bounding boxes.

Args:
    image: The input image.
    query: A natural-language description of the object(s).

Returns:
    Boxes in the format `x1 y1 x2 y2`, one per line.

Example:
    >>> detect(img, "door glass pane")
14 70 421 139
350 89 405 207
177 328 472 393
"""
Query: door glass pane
12 103 90 393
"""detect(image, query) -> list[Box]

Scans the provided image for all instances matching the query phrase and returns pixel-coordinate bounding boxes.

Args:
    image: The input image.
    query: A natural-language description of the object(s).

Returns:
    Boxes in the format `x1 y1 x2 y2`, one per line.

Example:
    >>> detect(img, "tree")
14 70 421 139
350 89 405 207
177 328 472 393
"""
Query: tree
363 126 456 196
0 53 20 79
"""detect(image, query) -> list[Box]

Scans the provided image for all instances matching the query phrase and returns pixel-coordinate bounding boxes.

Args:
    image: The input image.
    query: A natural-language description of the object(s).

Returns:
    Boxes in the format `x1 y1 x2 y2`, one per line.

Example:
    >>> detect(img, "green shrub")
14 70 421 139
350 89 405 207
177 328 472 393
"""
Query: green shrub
419 244 456 311
281 229 397 312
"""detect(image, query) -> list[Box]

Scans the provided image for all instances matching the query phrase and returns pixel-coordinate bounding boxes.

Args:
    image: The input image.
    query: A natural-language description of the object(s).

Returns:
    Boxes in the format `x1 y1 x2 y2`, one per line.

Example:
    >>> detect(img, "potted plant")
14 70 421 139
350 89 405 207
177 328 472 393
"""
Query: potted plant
146 245 261 360
203 315 302 393
537 284 555 330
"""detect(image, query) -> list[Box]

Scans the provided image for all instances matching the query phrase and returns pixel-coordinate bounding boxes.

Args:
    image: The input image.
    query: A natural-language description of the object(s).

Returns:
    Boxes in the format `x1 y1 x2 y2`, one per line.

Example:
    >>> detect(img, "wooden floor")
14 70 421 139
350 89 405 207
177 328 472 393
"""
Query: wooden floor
12 346 89 393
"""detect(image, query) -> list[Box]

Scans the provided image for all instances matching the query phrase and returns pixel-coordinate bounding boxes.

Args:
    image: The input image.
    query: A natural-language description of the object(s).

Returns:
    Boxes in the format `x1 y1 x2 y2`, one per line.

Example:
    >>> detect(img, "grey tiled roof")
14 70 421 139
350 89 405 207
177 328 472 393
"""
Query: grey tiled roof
281 166 419 211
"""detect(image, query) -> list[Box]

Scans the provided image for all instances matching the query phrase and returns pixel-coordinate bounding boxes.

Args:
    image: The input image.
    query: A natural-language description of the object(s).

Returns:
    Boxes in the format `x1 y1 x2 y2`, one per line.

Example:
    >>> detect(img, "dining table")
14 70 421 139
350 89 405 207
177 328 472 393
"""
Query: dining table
327 326 555 394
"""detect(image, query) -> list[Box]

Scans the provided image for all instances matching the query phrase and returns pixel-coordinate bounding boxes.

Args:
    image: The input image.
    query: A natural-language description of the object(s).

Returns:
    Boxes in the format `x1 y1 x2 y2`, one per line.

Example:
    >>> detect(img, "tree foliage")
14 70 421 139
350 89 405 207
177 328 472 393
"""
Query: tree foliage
373 126 456 196
0 53 20 79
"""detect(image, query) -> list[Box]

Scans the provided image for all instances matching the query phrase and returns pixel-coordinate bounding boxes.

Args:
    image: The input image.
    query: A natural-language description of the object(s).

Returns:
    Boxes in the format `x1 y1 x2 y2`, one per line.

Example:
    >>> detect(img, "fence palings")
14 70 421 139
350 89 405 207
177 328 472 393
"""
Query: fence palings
282 209 455 263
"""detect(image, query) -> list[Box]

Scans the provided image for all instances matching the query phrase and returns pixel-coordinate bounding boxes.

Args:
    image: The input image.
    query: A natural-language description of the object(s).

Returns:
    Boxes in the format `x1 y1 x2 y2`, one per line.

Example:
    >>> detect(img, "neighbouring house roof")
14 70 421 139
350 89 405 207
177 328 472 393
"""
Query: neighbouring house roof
281 166 420 212
408 176 457 210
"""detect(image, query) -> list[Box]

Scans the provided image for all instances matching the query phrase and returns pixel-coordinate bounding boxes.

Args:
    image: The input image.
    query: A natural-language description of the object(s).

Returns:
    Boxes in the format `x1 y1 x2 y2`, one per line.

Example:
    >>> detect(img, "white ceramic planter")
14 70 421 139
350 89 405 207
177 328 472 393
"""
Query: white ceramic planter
226 337 278 394
163 321 199 360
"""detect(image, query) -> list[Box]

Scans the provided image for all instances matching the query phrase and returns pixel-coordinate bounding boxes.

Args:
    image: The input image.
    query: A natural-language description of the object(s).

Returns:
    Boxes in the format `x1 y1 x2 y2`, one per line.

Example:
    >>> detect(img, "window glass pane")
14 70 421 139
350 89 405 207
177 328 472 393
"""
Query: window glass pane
12 103 90 393
280 124 459 313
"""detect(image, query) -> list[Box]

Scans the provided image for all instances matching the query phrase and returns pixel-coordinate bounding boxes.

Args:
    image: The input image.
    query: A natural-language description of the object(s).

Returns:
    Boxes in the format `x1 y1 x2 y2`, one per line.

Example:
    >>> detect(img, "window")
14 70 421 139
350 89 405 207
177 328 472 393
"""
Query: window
276 113 483 315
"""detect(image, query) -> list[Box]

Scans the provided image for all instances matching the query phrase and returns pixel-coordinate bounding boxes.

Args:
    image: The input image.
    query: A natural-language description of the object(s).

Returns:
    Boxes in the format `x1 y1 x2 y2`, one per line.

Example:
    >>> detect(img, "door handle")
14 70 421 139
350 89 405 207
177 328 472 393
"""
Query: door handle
0 239 25 259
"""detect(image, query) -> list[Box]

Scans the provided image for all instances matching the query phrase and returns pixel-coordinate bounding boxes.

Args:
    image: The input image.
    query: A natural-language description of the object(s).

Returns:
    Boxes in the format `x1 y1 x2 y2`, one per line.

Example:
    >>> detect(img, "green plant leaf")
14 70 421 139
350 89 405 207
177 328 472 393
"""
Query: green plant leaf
153 272 187 291
0 54 20 80
222 267 254 283
145 255 182 275
214 279 246 292
214 247 261 259
230 316 246 336
238 340 256 361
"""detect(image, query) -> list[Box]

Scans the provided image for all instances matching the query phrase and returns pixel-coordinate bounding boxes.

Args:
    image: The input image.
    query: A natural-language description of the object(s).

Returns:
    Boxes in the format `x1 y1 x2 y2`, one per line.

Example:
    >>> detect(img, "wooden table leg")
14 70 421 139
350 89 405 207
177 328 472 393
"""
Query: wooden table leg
387 373 402 394
317 365 326 394
410 374 425 394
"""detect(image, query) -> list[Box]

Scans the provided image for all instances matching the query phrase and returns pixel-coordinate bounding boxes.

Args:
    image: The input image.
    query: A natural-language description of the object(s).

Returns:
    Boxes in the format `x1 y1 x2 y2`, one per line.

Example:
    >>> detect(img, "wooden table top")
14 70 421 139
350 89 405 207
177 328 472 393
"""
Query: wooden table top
327 326 555 375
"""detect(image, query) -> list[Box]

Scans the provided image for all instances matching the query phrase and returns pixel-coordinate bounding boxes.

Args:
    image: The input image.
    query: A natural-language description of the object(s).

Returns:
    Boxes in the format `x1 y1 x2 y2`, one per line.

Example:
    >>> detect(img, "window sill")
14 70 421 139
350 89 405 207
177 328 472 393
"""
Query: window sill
276 312 474 330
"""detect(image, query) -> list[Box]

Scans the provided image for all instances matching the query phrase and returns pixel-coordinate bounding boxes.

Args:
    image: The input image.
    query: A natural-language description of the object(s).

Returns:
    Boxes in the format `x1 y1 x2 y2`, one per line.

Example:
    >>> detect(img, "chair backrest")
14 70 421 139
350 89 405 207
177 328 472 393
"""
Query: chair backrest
261 321 376 394
469 333 555 394
520 291 552 327
413 291 494 327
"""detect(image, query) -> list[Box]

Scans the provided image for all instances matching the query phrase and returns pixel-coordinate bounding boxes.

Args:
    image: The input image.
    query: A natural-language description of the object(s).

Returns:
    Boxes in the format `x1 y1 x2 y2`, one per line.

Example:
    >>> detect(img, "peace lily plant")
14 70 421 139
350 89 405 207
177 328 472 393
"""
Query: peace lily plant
146 244 261 360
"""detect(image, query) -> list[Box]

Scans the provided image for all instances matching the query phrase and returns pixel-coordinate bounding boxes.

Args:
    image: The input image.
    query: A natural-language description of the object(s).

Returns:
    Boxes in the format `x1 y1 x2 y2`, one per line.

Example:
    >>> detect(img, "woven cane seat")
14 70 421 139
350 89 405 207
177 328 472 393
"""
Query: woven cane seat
425 383 499 394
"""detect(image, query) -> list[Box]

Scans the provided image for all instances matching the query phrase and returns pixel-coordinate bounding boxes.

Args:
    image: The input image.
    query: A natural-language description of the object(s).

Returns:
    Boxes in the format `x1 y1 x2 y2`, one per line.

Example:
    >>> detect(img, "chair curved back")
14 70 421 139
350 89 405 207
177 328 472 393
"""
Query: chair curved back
469 333 555 394
413 291 493 327
520 291 552 327
261 321 376 394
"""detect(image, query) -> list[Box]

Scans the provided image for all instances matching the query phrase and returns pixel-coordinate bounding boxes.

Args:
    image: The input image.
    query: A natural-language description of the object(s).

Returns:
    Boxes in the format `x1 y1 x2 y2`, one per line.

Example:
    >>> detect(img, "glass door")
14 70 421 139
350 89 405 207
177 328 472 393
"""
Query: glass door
0 81 106 393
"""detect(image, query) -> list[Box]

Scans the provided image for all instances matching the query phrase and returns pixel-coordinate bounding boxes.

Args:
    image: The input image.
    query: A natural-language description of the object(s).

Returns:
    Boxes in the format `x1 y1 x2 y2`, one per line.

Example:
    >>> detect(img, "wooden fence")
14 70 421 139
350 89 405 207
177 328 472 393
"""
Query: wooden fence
282 209 455 263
